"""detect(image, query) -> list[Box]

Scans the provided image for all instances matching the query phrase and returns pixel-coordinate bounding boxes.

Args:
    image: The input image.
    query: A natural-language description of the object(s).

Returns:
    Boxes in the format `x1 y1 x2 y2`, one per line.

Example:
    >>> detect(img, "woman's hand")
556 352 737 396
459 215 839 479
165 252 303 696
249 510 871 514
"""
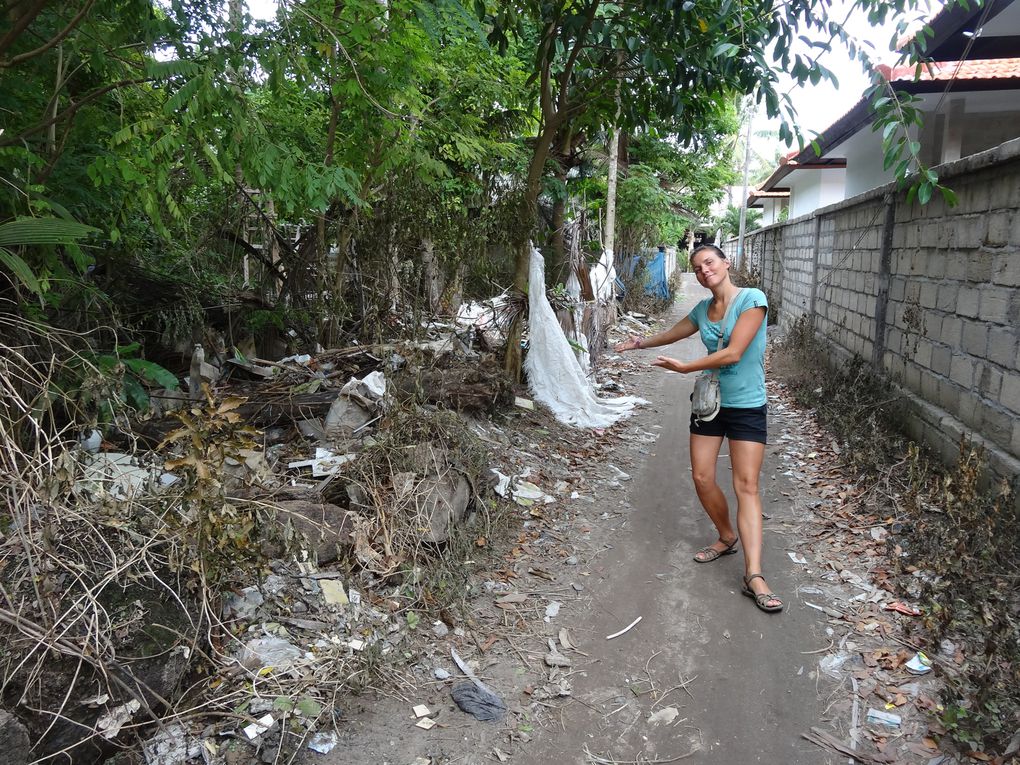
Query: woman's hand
614 335 643 352
652 356 688 373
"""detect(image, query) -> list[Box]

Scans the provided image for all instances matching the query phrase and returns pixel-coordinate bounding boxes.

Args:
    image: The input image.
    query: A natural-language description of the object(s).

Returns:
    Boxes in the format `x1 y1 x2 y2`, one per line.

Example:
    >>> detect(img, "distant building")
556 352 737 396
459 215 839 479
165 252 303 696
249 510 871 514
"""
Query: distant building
749 0 1020 221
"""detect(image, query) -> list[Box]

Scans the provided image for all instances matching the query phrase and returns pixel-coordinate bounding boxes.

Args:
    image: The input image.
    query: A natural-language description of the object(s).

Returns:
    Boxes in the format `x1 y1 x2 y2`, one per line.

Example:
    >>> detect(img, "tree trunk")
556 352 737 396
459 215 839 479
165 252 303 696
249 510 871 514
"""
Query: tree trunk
421 238 442 313
504 119 558 380
604 126 620 259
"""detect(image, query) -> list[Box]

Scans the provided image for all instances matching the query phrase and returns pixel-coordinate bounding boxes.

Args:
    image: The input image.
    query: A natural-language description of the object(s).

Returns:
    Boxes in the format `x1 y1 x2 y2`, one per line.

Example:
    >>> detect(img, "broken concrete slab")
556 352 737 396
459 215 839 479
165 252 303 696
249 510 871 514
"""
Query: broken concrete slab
268 500 354 565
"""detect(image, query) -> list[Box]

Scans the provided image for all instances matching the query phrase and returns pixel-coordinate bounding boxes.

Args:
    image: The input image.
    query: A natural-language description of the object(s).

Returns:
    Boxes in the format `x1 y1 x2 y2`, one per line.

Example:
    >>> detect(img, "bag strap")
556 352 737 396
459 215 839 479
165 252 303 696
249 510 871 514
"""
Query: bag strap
711 288 743 378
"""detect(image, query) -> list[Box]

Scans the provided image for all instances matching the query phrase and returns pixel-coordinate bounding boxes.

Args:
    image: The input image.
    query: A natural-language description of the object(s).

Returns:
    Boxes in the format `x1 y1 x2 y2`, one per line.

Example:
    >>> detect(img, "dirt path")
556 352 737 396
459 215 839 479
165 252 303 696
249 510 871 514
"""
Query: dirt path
298 276 942 765
515 277 830 764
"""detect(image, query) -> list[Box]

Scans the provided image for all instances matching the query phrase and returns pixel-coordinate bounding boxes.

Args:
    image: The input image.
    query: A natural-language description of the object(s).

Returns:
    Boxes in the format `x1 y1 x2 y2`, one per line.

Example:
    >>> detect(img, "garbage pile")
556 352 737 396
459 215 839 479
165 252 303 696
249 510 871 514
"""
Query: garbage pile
0 326 522 765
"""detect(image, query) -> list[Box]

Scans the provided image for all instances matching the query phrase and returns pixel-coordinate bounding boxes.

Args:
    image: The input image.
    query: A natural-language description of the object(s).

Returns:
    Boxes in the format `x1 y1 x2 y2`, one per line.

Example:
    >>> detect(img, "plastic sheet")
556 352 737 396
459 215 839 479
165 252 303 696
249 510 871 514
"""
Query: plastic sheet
524 248 644 428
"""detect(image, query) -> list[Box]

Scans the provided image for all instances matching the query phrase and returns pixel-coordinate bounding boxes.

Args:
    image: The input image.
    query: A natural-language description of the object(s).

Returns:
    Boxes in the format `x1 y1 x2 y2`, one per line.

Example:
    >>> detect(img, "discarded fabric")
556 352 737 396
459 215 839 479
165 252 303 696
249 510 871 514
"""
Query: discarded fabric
524 247 644 428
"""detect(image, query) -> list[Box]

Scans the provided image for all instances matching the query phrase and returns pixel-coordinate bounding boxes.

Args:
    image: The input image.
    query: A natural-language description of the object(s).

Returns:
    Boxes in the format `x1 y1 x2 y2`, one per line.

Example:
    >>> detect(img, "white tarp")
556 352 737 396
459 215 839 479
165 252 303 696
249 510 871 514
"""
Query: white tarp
589 247 617 302
524 248 644 428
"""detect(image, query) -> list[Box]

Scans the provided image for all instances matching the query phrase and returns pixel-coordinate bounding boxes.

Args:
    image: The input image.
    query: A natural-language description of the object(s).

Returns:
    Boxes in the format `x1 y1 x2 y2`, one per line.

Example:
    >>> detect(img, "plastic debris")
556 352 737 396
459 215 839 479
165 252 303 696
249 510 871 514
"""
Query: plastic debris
883 601 921 616
412 704 431 718
523 248 645 428
449 648 506 721
415 717 437 730
451 682 505 721
307 732 338 754
97 700 140 739
787 551 808 565
544 601 561 620
142 723 204 763
865 708 901 728
223 586 264 621
818 652 851 678
544 639 572 668
288 448 357 478
490 469 555 505
607 464 631 482
319 579 349 606
905 652 933 675
242 713 275 740
605 616 642 640
647 707 680 725
514 397 535 410
434 667 451 680
239 636 303 670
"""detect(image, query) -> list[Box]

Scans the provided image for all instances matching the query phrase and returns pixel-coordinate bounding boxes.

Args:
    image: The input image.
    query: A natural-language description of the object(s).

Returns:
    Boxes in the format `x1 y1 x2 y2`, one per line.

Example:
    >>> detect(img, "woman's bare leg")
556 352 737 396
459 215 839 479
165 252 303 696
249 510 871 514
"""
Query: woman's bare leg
730 438 781 607
690 433 737 555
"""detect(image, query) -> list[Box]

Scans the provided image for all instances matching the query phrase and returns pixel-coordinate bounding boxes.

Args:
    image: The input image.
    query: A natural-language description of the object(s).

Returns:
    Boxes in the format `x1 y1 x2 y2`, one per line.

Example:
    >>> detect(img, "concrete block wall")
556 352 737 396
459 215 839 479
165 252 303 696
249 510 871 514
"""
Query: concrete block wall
776 218 815 327
884 156 1020 474
815 200 886 361
723 137 1020 492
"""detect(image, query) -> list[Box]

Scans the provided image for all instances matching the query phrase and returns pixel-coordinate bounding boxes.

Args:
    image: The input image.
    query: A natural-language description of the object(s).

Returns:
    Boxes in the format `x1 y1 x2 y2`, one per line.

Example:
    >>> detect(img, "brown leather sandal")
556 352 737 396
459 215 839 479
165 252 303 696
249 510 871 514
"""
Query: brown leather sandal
693 537 739 563
742 573 783 612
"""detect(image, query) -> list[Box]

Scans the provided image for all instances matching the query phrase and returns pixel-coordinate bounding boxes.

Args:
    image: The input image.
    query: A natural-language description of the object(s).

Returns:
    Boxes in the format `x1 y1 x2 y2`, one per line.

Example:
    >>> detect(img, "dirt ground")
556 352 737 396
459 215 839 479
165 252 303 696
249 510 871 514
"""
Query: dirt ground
298 275 947 765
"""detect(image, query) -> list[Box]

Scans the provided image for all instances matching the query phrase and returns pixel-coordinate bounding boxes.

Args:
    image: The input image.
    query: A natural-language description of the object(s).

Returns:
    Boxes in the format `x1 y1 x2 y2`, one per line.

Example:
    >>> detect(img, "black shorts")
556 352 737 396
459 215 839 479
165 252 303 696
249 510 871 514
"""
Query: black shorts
689 404 767 444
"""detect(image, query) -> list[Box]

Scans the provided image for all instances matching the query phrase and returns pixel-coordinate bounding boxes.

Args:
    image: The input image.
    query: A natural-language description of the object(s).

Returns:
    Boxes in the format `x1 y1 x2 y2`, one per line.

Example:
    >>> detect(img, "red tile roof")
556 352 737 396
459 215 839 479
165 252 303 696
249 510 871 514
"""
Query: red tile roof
877 57 1020 82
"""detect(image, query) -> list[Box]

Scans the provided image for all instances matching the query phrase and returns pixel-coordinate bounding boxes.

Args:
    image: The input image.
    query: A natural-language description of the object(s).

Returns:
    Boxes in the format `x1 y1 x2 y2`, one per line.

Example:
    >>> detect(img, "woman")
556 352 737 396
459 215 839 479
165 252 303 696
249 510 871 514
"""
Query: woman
615 244 782 613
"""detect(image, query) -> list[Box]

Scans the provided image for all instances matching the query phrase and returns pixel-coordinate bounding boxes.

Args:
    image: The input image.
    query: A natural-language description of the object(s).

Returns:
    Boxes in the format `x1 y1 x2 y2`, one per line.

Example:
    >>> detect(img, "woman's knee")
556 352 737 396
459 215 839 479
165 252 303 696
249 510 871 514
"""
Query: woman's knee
692 469 718 492
732 472 760 497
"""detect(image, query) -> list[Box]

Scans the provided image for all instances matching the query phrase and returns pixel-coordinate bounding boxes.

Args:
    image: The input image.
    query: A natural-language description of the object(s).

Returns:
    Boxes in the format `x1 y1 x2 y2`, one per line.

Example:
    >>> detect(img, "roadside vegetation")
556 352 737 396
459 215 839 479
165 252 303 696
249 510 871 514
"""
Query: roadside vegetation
772 318 1019 757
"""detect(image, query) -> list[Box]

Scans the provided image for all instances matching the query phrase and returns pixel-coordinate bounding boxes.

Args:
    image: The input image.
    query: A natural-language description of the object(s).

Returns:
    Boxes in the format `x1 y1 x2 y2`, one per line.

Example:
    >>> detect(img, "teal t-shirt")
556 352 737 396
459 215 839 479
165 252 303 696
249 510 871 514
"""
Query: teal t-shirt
687 288 769 408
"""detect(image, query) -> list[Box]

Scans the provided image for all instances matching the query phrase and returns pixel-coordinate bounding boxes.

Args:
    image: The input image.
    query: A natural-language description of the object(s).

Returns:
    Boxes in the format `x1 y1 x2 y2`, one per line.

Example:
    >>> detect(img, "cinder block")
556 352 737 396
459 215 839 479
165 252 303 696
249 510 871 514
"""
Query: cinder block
958 182 991 215
980 286 1012 324
987 327 1018 369
962 321 989 357
978 364 1003 399
921 370 939 400
992 253 1020 287
919 222 941 248
888 327 904 353
905 363 922 392
940 316 963 348
985 211 1012 247
939 379 961 416
950 355 974 388
980 402 1012 449
915 340 934 368
958 393 979 429
956 287 981 318
964 252 993 283
1001 375 1020 416
936 284 958 312
926 252 947 279
932 344 953 375
1012 419 1020 457
919 282 938 309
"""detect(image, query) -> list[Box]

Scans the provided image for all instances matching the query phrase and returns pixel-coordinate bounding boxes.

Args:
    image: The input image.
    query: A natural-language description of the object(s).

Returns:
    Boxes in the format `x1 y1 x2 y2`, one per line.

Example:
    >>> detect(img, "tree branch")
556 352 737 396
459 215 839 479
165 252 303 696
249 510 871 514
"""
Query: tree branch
557 0 600 112
0 77 152 147
1 0 95 68
0 0 48 60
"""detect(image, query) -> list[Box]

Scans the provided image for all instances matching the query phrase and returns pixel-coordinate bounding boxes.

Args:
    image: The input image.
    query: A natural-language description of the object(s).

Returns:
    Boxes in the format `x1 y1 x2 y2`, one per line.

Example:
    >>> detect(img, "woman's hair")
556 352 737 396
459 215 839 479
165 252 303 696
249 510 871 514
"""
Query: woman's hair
691 243 726 261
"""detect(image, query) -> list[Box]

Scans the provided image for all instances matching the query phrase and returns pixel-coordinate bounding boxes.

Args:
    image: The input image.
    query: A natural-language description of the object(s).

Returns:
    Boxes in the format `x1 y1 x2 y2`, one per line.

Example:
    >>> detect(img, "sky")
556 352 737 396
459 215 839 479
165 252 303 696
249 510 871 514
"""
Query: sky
764 1 938 136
